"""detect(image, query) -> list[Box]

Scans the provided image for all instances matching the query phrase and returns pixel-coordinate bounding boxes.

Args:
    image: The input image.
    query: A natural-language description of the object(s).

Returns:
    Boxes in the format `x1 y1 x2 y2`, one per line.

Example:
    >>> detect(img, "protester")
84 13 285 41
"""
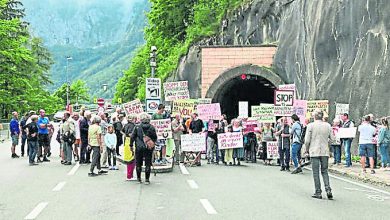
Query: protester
232 119 244 165
172 114 185 164
80 110 92 164
61 112 75 165
105 124 118 170
113 115 124 156
206 120 218 164
47 122 54 157
72 112 81 162
217 115 228 165
275 117 291 171
378 117 390 168
290 114 303 174
123 114 137 180
130 113 158 184
20 113 29 157
224 125 234 165
37 109 50 162
99 112 109 168
358 115 377 174
367 114 378 168
330 118 342 165
152 104 169 165
341 113 354 167
189 113 204 166
26 115 39 165
9 111 20 158
305 110 334 200
88 116 107 177
260 123 275 165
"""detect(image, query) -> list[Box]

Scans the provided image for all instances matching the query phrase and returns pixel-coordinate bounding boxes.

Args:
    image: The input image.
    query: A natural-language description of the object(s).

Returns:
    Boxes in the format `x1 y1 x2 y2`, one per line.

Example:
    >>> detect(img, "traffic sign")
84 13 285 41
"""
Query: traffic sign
146 78 161 99
93 98 98 104
118 98 122 104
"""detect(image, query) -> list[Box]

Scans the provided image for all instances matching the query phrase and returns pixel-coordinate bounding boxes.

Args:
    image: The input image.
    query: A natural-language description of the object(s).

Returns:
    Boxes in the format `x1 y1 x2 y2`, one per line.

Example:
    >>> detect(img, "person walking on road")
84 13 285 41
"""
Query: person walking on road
305 110 334 200
290 114 303 174
130 113 157 184
123 114 137 180
378 118 390 168
72 112 81 162
37 109 50 162
26 115 39 165
61 112 75 165
113 115 124 156
358 115 377 174
80 111 92 164
88 116 107 177
341 113 354 167
99 112 109 168
10 111 20 158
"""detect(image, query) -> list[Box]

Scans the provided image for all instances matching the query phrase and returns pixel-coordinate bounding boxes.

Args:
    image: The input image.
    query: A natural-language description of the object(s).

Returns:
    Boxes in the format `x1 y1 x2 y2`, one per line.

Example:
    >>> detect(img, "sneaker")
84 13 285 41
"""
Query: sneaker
88 172 98 177
114 166 119 170
102 165 109 169
43 158 50 162
311 194 322 199
144 180 150 185
47 152 51 157
291 168 302 174
327 192 333 200
109 166 114 170
37 159 43 163
207 160 211 164
280 167 285 171
64 162 72 165
98 170 108 175
286 167 291 172
137 178 142 183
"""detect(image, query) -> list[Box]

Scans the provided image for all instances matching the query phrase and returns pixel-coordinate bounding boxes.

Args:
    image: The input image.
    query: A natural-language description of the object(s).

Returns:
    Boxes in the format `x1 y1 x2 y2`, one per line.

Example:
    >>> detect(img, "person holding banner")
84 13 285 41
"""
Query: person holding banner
152 104 169 165
232 119 244 165
206 120 218 164
330 119 342 165
224 125 234 165
341 113 354 167
260 123 275 165
189 113 205 166
275 117 291 171
172 114 185 165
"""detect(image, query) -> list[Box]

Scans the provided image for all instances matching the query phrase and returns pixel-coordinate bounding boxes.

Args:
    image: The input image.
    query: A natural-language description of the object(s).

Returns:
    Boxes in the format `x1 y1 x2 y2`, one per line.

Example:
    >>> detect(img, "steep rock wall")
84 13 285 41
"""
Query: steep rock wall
172 0 390 121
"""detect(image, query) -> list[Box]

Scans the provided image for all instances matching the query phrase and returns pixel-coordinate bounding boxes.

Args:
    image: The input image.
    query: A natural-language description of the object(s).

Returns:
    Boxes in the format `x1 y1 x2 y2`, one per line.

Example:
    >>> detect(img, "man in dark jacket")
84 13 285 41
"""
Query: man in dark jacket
80 111 92 164
26 115 39 165
130 113 157 185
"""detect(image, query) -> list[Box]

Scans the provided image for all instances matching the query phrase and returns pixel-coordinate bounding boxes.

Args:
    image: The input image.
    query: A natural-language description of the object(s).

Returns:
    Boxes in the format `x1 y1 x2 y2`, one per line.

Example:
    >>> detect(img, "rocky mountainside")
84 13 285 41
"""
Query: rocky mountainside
172 0 390 121
22 0 148 98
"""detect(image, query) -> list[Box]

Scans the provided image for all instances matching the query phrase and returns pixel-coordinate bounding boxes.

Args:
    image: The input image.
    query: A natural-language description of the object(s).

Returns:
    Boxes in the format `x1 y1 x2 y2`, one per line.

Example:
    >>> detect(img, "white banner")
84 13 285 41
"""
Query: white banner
337 127 357 139
239 101 248 118
267 141 279 159
123 99 144 115
335 103 349 116
163 81 190 101
217 132 244 150
146 78 161 99
197 103 221 121
181 133 206 152
150 119 172 140
278 84 296 91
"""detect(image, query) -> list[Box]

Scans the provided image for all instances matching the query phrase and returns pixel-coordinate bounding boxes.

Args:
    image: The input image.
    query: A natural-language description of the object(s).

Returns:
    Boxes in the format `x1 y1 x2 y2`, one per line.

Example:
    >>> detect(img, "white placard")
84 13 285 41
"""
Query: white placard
278 84 296 91
337 127 357 139
150 119 172 140
274 90 294 106
123 99 144 115
335 103 349 116
267 141 279 159
181 133 206 152
239 101 248 118
163 81 190 101
146 78 161 99
217 132 244 150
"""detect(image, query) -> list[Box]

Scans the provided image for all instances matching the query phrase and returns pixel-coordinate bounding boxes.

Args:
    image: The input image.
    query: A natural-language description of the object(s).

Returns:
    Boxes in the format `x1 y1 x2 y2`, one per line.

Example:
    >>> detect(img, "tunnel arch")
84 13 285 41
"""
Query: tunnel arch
205 64 285 120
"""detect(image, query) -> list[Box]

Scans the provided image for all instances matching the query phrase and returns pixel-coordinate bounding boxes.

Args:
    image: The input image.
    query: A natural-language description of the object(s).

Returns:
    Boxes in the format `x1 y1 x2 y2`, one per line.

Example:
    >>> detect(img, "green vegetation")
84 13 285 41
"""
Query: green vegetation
115 0 247 102
52 79 90 106
0 0 61 118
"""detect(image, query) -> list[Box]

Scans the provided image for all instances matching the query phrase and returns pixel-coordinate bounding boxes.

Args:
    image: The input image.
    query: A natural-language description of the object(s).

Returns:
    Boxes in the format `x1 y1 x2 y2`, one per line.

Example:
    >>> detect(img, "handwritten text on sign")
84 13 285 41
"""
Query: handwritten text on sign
123 99 144 115
306 100 329 118
252 104 275 123
274 105 293 116
217 132 244 150
274 90 294 106
163 81 190 101
267 141 279 159
172 99 196 117
278 84 296 91
181 133 206 152
293 100 307 124
197 103 221 121
150 119 172 140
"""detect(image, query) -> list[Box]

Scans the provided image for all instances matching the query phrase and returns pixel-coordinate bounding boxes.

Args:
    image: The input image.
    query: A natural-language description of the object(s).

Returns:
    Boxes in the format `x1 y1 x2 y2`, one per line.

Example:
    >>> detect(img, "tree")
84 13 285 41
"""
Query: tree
53 80 90 106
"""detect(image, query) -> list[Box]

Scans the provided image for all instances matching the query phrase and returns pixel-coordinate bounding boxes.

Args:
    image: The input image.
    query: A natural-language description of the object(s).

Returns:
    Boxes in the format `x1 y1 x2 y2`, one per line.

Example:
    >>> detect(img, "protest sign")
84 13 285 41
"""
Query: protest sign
172 99 196 117
337 127 357 139
239 101 248 118
150 119 172 140
181 133 206 152
335 103 349 117
243 120 258 134
274 105 293 116
274 90 294 106
146 78 161 99
278 84 296 91
267 141 279 159
306 100 329 119
293 100 307 124
217 132 244 150
163 81 190 101
123 99 144 115
197 103 221 121
253 104 275 123
198 98 212 104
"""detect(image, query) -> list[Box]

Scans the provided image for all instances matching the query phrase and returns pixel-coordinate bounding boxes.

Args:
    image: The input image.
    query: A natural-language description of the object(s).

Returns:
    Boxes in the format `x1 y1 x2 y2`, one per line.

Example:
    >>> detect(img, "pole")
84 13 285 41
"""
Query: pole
66 58 69 107
150 46 157 77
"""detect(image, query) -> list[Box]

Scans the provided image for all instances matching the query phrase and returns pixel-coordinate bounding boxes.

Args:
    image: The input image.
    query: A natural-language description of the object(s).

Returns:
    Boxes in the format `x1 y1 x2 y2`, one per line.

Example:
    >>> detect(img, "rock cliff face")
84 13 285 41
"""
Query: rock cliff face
173 0 390 121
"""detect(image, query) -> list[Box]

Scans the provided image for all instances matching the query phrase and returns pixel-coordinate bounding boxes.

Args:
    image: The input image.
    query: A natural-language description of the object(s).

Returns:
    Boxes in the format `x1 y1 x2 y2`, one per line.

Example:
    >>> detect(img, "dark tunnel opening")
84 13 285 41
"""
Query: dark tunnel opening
212 75 276 121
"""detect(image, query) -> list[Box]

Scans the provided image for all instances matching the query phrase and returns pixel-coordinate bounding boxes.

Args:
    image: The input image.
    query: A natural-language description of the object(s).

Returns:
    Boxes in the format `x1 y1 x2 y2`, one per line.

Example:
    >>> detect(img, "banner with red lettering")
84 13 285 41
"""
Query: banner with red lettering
197 103 221 121
217 132 244 150
123 99 144 115
150 119 172 140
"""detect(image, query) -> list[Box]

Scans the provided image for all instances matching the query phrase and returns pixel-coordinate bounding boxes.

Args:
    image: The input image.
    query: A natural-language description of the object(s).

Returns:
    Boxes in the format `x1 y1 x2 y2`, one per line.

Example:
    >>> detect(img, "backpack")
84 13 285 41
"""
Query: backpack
293 122 306 144
138 126 155 150
62 131 76 144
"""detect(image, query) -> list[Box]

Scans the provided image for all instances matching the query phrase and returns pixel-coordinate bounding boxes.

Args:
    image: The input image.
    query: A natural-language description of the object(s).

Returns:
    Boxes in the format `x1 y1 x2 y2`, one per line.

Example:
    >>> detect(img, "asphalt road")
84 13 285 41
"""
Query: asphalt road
1 135 389 220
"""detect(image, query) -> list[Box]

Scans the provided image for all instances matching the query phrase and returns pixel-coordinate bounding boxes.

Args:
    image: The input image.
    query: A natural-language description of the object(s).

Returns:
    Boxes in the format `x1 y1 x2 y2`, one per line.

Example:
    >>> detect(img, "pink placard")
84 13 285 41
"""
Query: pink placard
293 100 307 125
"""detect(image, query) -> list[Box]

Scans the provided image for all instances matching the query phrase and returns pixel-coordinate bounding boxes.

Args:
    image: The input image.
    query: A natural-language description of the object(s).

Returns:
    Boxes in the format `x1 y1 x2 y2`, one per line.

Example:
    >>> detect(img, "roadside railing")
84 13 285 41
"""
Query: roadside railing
0 122 10 142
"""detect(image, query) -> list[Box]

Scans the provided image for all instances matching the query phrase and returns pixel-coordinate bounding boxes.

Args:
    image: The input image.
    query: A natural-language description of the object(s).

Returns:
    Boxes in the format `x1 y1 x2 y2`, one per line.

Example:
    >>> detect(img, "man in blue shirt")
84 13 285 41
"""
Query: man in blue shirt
9 112 20 158
37 109 50 162
290 114 303 174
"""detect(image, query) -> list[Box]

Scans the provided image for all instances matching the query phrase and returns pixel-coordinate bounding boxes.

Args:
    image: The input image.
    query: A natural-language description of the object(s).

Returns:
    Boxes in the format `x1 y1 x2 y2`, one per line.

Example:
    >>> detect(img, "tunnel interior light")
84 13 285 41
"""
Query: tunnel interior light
241 74 247 80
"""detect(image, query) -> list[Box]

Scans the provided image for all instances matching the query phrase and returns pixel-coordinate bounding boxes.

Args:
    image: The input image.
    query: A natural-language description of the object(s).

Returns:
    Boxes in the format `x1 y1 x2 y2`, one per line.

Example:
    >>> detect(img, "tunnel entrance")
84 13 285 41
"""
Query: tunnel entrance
206 64 284 121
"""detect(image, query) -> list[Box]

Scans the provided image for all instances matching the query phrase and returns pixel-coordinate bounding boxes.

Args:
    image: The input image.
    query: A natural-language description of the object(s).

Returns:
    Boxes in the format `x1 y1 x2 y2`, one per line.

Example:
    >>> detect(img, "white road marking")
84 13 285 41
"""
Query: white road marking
24 202 48 220
187 180 199 189
179 164 189 175
344 187 377 194
305 167 390 196
67 163 80 176
52 181 66 192
200 199 217 215
156 206 164 210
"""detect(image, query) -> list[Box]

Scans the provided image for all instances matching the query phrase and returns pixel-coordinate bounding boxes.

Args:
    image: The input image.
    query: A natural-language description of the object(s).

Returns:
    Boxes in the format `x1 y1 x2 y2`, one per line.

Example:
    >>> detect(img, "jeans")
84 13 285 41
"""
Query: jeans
291 142 302 168
311 156 331 194
332 145 341 164
107 147 117 166
343 139 352 166
28 140 38 164
100 142 108 166
90 147 101 173
278 146 290 169
379 143 389 166
80 139 89 162
207 137 215 161
21 134 27 155
174 139 184 163
63 141 73 163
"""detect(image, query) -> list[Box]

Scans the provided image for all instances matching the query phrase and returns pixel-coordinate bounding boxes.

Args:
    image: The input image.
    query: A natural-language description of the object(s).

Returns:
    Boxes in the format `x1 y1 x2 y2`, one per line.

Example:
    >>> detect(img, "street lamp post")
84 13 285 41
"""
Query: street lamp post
150 46 157 77
66 56 72 108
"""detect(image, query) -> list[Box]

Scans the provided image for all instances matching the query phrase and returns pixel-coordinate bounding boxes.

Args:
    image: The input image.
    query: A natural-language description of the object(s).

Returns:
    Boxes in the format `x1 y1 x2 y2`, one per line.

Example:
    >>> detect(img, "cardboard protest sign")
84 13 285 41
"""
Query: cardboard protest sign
239 101 248 118
278 84 296 91
274 105 293 116
197 103 221 121
306 100 329 119
243 120 258 134
293 100 307 124
146 78 161 99
198 98 212 104
337 127 357 139
267 141 279 159
123 99 144 115
252 104 275 123
163 81 190 101
274 90 294 106
150 119 172 140
217 132 244 150
181 133 206 152
172 99 196 117
335 103 349 117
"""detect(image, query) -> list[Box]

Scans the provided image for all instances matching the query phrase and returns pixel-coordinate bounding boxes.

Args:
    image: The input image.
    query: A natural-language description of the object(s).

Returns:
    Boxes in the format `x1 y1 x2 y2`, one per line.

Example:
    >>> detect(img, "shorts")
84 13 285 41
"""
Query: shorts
11 135 19 145
38 134 50 147
359 144 374 157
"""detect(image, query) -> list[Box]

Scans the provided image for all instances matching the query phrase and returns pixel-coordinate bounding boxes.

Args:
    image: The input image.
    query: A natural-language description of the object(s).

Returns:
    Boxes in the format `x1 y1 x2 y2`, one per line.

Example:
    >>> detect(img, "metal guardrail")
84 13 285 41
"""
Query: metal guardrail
0 123 10 141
